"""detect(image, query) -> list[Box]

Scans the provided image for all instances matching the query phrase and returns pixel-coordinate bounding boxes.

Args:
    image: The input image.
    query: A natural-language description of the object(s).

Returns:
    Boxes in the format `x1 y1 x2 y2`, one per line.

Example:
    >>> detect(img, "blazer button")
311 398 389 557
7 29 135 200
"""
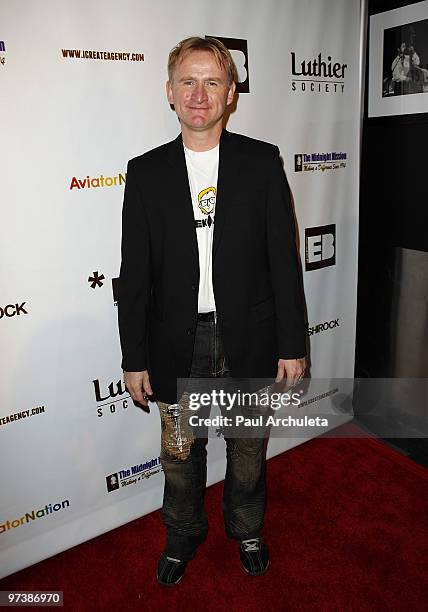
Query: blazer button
186 328 194 336
191 284 196 291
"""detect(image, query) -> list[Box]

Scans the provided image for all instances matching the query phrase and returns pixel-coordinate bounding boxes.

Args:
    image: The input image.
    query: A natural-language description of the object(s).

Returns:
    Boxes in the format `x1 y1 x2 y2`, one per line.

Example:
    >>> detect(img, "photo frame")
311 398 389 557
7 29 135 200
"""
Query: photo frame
369 1 428 117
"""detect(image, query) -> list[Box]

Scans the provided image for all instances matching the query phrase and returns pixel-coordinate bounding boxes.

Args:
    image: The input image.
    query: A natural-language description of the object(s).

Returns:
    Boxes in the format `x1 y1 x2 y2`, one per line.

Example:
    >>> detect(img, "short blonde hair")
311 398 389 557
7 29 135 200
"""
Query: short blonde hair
168 36 238 84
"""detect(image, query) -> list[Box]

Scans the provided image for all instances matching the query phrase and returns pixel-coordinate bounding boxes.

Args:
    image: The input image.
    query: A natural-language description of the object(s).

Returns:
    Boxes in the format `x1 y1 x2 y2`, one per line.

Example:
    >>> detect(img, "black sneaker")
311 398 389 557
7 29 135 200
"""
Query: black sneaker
156 551 188 586
239 538 270 576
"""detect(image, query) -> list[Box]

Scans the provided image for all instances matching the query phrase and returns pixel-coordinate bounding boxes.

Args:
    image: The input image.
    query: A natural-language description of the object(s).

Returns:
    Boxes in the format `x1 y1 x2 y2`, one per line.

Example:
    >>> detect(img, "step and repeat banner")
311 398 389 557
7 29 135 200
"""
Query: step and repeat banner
0 0 364 578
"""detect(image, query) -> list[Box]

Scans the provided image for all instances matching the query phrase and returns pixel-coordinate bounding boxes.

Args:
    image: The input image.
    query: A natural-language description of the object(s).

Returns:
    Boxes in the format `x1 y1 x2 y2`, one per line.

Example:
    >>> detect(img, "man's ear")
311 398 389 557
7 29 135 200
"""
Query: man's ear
227 81 236 105
166 80 174 105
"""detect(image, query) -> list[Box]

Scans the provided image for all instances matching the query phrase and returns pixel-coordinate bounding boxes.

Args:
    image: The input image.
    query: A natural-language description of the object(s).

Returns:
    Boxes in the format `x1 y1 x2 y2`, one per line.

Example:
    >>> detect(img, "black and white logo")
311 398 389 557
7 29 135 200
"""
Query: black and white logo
0 302 28 319
294 151 347 173
106 473 120 492
306 318 339 336
88 271 105 289
106 457 162 492
291 52 347 93
93 376 130 418
305 225 336 271
207 36 249 93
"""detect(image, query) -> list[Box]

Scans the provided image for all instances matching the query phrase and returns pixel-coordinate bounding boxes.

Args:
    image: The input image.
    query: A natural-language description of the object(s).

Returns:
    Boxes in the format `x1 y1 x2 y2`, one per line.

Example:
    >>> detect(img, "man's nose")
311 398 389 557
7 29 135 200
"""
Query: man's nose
192 83 208 103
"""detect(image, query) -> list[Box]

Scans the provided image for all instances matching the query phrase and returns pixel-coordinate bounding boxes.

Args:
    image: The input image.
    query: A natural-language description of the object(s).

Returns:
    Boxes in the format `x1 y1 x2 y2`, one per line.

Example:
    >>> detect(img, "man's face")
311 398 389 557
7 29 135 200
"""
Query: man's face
166 50 235 134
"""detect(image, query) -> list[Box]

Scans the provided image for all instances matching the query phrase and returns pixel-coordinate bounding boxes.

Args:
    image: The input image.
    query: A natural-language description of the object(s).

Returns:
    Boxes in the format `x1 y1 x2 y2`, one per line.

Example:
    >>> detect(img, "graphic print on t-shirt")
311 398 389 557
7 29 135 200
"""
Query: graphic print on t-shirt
198 186 216 215
183 142 218 312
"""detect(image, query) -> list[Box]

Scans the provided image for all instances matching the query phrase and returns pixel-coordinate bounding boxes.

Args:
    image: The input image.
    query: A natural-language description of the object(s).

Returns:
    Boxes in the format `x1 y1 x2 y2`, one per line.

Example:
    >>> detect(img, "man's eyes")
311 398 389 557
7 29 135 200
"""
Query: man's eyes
182 80 219 86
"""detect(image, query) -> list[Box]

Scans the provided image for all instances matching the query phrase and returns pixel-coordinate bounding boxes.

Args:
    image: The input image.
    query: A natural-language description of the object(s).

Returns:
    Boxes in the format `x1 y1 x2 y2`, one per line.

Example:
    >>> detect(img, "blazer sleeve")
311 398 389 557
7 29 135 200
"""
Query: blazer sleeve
118 159 152 371
266 146 307 359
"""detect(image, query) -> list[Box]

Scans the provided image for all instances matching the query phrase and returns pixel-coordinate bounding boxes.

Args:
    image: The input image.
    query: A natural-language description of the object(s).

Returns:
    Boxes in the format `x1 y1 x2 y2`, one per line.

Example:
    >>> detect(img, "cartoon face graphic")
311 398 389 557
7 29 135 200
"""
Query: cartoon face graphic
198 186 216 215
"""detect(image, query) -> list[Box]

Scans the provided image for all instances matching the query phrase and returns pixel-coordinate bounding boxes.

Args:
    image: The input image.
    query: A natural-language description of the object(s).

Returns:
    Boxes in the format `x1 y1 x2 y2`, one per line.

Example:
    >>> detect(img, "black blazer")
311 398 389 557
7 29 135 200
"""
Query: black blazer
118 129 306 404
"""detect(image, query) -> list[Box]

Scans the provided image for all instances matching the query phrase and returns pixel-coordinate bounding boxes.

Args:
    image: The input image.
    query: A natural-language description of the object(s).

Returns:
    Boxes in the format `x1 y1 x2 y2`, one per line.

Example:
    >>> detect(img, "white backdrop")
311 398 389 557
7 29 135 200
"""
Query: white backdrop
0 0 364 578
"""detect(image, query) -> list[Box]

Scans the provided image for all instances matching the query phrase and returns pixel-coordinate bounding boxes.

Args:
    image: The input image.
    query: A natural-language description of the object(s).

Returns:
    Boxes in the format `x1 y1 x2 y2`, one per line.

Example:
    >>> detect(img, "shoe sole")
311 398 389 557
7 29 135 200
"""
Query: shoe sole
157 572 185 587
241 558 270 576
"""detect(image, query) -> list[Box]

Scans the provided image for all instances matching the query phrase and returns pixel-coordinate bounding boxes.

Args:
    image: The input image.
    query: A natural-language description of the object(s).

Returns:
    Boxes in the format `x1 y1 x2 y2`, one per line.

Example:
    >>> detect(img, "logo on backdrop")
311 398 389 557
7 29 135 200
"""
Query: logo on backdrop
61 48 144 62
305 224 336 271
106 456 162 492
299 387 339 409
294 151 347 173
88 271 105 289
207 36 249 93
0 302 28 319
93 376 130 418
0 405 46 428
0 40 5 66
0 500 70 535
106 473 120 492
291 52 347 93
306 318 340 336
69 172 126 190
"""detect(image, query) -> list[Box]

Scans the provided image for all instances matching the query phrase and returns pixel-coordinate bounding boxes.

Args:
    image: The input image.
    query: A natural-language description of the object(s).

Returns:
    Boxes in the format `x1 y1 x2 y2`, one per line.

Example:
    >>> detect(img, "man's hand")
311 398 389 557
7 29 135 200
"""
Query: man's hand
275 358 306 388
124 370 153 408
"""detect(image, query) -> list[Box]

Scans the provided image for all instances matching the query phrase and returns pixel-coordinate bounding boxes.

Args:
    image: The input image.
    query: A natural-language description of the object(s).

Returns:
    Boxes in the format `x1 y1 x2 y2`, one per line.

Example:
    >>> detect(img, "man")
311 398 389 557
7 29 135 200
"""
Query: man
391 41 421 95
118 36 306 586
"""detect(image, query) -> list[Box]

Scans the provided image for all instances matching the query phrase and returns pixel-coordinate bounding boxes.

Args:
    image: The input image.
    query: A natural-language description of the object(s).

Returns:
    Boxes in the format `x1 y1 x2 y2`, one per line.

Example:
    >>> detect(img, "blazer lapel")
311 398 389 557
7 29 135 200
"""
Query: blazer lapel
213 129 238 260
166 133 199 264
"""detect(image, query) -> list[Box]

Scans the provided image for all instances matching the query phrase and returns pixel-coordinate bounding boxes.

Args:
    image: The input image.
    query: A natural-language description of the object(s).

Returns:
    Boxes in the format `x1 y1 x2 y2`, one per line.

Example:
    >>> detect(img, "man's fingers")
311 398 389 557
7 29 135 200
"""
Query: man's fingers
133 388 147 404
286 368 303 386
275 364 285 383
278 358 307 389
143 384 153 396
142 372 153 397
124 371 151 407
285 371 298 389
127 383 146 404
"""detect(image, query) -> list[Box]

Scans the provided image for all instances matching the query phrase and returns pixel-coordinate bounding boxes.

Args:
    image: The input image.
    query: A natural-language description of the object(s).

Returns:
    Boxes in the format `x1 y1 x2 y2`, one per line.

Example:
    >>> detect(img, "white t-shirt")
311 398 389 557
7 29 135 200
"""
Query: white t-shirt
183 143 219 313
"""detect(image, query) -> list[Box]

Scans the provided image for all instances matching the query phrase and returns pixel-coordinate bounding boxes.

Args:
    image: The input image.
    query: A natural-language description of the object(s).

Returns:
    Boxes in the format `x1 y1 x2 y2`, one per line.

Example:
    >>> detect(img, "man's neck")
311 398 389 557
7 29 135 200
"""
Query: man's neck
181 124 222 152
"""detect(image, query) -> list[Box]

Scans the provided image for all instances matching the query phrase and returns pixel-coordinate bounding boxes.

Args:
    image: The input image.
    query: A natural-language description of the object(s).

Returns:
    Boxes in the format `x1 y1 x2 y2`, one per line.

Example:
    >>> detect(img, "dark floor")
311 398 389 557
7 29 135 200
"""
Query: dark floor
353 417 428 468
380 437 428 468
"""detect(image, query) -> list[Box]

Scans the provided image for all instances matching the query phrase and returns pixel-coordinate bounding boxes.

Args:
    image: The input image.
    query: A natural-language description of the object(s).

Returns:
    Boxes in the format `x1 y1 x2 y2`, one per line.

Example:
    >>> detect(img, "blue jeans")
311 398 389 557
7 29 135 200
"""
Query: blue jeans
157 317 267 561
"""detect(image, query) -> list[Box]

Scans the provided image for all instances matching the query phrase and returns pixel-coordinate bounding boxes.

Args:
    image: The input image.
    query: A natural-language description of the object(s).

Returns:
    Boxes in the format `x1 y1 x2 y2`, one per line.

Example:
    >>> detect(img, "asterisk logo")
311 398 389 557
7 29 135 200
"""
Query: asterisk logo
88 271 105 289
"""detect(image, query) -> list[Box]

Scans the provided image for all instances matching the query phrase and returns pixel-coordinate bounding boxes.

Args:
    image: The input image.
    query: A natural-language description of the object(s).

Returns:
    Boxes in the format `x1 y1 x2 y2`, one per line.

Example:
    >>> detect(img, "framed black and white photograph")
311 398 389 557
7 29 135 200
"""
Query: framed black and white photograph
369 1 428 117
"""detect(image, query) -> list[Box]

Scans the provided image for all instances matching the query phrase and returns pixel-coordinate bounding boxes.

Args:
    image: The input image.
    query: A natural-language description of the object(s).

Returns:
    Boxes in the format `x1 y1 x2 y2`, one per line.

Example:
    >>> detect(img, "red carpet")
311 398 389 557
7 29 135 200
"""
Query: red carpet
1 424 427 611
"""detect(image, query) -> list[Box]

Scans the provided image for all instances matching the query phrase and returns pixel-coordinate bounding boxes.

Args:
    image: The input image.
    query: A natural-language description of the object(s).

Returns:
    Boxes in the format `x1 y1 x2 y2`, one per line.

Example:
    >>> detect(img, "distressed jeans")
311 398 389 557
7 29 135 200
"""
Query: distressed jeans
157 316 267 561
